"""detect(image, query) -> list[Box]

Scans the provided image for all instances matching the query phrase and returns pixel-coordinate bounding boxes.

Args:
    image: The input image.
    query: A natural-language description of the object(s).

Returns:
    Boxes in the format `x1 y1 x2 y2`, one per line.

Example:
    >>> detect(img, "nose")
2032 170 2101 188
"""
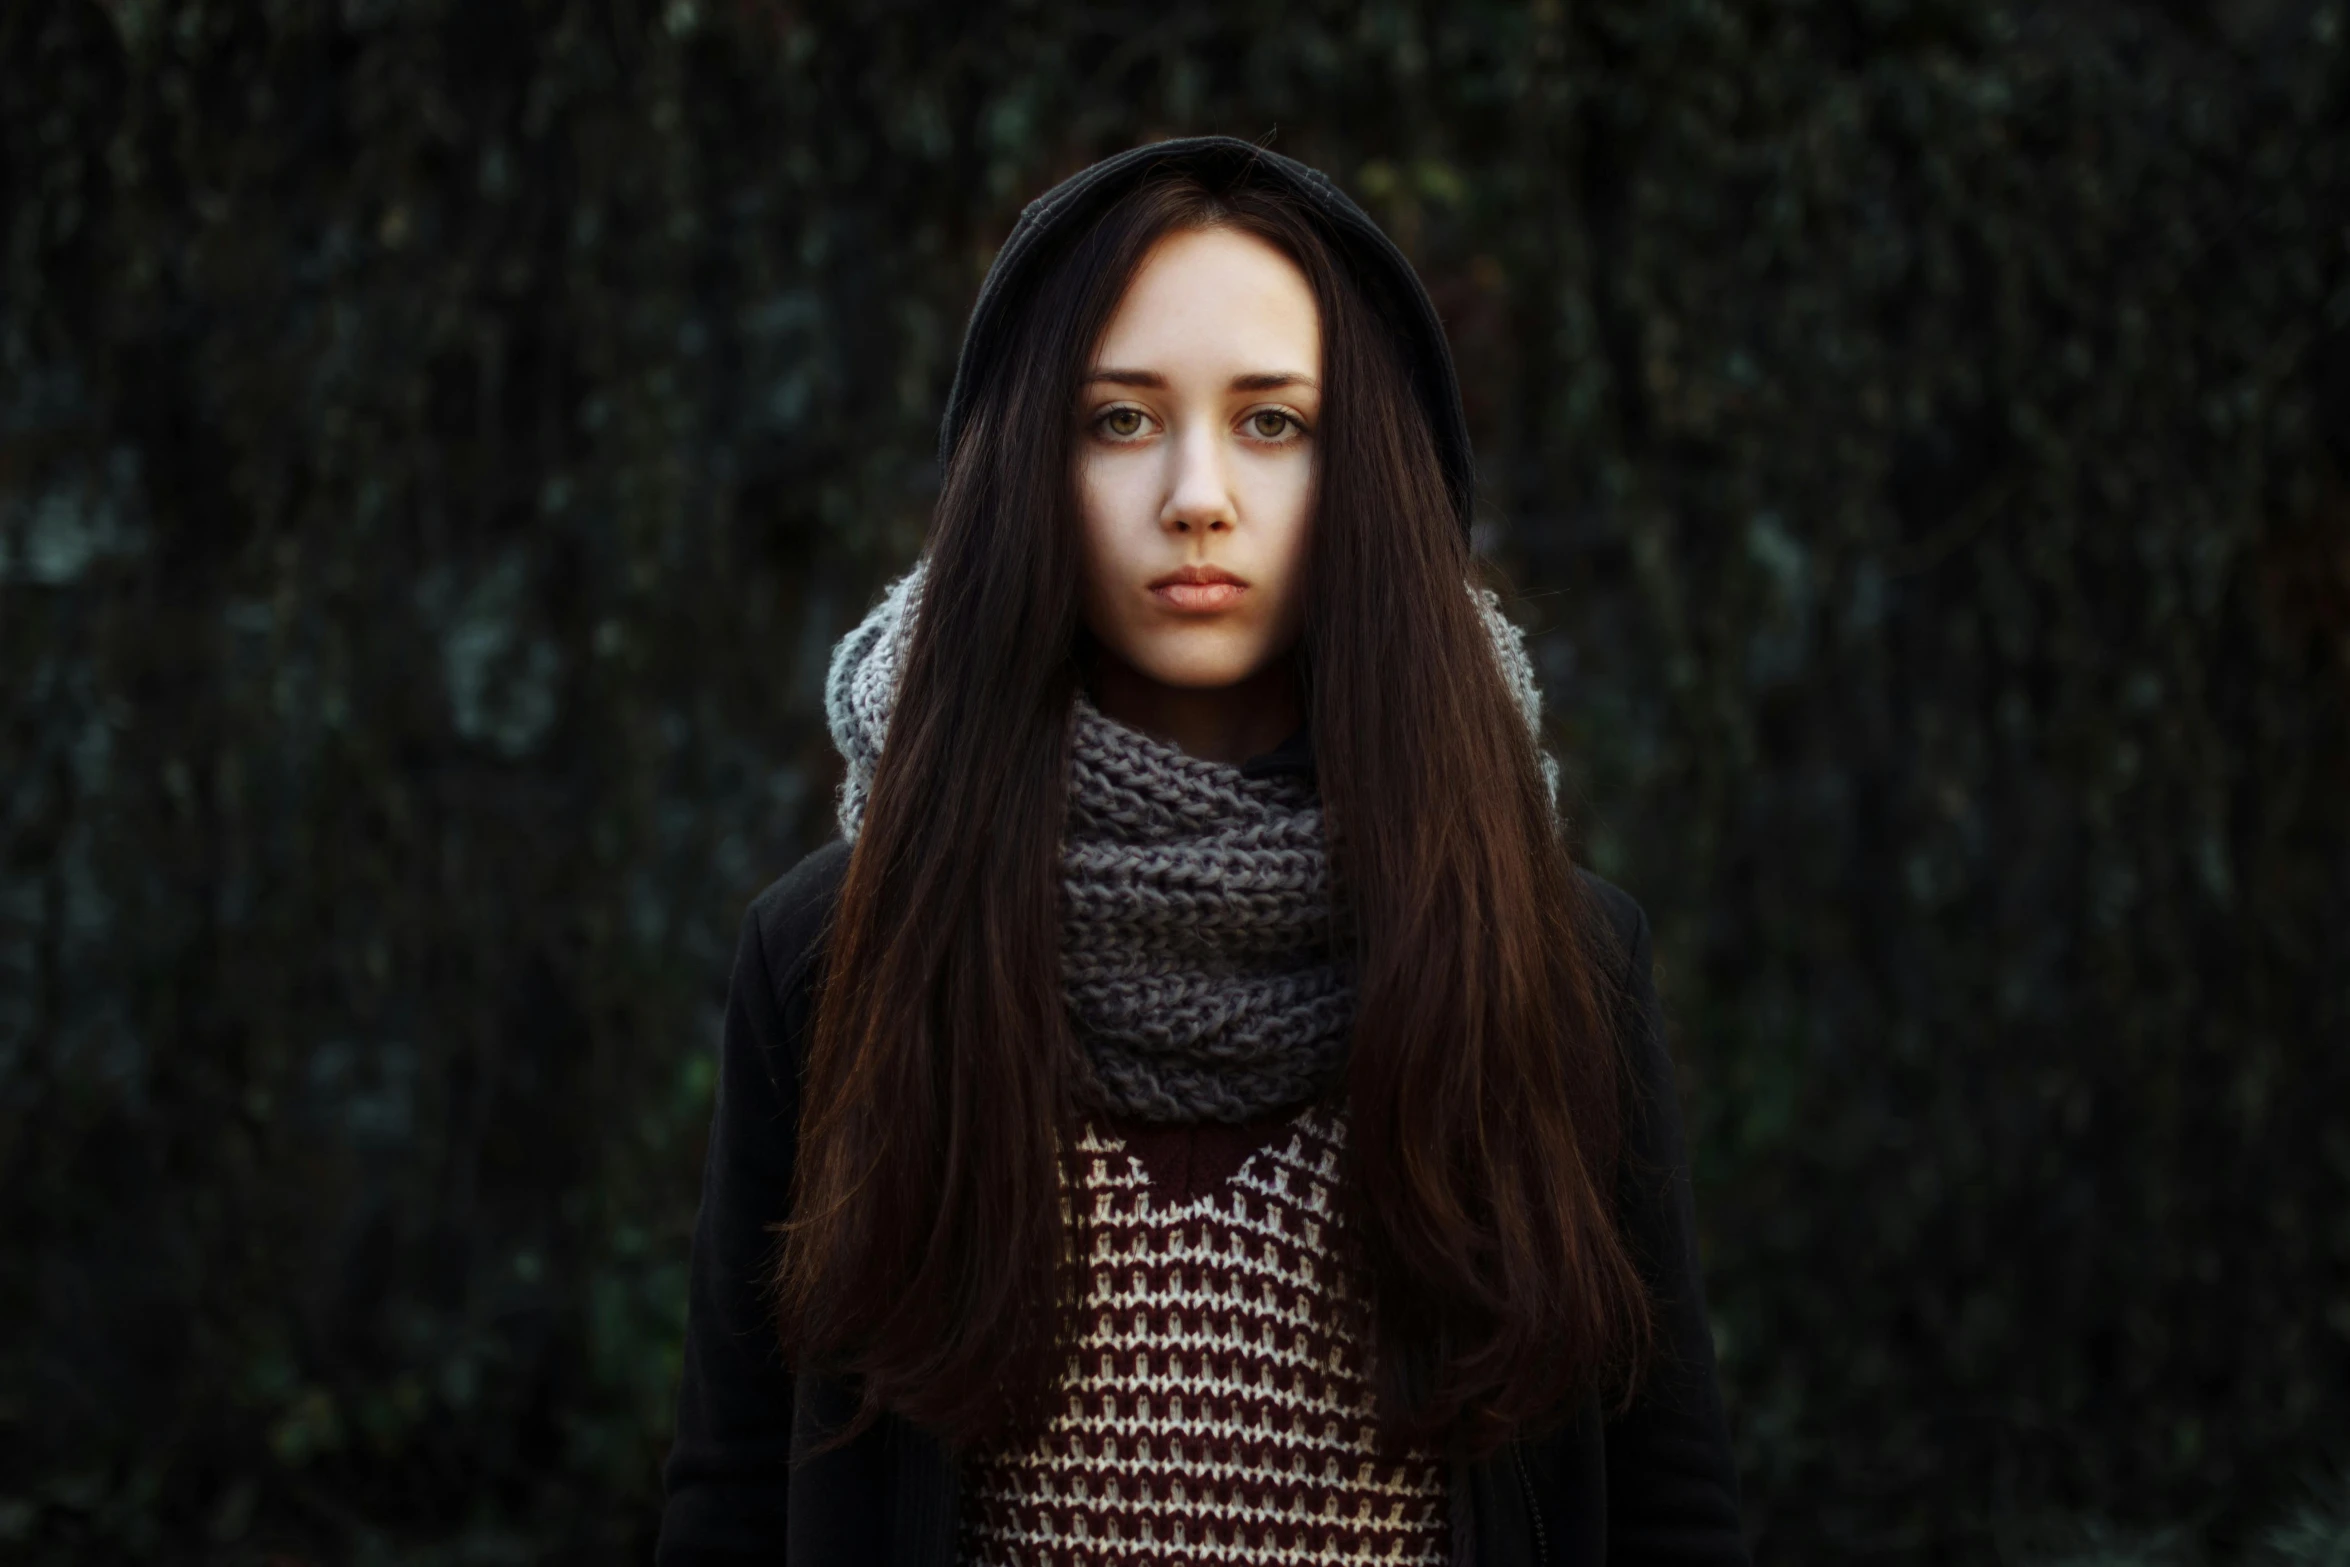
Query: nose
1159 419 1235 536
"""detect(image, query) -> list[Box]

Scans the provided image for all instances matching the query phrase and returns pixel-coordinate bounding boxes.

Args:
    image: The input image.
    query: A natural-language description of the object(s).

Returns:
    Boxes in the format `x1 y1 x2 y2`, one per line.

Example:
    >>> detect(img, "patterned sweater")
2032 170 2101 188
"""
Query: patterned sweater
955 1104 1451 1565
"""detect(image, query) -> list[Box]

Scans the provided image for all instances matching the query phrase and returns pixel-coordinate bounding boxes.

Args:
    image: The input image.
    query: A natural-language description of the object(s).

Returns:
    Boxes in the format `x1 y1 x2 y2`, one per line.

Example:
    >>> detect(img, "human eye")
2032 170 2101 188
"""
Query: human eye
1241 407 1308 444
1091 404 1156 443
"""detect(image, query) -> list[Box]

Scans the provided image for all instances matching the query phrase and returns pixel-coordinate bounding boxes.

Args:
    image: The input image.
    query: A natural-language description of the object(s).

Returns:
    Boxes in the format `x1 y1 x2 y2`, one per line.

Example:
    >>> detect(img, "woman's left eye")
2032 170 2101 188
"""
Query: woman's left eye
1247 410 1300 440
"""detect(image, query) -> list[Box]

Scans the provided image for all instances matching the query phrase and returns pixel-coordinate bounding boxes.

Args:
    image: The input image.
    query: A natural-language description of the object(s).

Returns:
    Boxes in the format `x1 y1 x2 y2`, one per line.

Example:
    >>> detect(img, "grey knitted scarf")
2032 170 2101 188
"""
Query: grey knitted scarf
826 560 1556 1124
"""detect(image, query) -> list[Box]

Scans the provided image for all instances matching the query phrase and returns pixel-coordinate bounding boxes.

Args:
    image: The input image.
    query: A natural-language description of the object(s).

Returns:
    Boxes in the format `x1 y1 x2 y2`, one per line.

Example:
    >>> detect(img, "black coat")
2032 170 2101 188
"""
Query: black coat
657 839 1751 1566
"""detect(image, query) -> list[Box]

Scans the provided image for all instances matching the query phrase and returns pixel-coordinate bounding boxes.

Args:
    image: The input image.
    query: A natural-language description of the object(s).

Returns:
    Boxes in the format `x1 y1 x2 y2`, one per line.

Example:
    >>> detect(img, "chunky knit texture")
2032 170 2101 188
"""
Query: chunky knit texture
824 559 1555 1123
955 1104 1451 1564
1062 702 1352 1121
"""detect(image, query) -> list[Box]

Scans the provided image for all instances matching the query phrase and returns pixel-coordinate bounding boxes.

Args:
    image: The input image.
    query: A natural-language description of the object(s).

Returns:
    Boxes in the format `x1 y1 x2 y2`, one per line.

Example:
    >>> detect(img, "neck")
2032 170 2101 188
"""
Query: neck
1087 649 1303 766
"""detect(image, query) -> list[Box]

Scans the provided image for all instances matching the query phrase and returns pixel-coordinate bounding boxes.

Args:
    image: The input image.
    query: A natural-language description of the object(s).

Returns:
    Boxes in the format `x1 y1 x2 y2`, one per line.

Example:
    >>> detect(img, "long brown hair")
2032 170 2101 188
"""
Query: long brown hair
774 166 1652 1458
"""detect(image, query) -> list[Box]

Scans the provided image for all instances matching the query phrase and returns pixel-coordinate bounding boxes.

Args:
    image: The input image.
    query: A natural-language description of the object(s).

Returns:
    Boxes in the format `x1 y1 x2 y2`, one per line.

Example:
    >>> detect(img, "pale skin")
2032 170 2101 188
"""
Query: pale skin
1075 225 1321 765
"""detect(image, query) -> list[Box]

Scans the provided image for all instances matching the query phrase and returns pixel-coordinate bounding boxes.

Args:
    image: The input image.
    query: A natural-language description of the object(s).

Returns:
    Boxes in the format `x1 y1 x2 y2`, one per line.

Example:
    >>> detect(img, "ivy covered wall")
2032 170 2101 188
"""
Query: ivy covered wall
2 0 2345 1561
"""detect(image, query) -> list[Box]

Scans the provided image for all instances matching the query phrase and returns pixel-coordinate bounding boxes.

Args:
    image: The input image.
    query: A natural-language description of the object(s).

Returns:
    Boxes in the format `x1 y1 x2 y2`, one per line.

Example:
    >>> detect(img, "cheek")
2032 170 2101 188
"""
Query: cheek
1078 452 1152 549
1245 457 1317 619
1076 455 1147 615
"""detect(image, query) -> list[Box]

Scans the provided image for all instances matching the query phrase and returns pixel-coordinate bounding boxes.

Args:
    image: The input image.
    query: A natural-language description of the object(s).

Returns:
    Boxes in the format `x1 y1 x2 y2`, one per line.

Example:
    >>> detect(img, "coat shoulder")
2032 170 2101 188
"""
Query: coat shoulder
744 837 853 1000
1570 864 1652 983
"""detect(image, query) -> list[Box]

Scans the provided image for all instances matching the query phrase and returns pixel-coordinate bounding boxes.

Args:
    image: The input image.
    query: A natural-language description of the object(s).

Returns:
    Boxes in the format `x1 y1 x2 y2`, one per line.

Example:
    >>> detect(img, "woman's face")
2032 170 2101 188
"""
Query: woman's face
1075 225 1321 696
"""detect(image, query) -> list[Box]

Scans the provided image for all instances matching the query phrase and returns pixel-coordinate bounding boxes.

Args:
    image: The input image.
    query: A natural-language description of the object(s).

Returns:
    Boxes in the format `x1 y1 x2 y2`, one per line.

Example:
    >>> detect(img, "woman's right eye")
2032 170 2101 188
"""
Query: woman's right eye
1095 406 1150 440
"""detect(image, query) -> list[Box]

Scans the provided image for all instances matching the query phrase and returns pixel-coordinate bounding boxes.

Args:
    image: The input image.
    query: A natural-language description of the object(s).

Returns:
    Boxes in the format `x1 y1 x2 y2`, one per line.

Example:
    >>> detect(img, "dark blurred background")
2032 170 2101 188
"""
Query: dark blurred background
3 0 2346 1561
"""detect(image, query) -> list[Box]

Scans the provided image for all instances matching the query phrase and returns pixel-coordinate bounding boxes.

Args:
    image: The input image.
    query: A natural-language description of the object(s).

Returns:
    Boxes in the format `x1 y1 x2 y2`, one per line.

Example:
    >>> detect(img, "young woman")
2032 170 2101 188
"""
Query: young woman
658 138 1746 1566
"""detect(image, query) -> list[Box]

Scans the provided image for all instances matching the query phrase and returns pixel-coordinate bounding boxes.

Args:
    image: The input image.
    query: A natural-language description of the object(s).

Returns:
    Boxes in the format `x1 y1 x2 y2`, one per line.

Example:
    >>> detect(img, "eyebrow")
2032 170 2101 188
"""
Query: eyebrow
1085 368 1320 392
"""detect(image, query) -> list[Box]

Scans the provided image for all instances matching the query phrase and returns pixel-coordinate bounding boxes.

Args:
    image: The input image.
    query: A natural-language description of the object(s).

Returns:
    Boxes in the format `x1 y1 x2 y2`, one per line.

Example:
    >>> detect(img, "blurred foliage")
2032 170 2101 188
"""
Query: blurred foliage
2016 1471 2350 1565
1 0 2344 1561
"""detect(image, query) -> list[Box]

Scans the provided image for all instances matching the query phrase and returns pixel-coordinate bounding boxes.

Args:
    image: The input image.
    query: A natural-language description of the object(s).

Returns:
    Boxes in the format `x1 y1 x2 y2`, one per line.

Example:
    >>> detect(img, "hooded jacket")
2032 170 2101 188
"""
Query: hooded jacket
657 138 1749 1566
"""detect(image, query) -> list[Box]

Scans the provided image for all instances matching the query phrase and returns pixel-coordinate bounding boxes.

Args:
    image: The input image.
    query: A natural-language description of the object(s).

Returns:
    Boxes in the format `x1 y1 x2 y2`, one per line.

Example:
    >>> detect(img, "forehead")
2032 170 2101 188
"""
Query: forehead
1093 226 1321 370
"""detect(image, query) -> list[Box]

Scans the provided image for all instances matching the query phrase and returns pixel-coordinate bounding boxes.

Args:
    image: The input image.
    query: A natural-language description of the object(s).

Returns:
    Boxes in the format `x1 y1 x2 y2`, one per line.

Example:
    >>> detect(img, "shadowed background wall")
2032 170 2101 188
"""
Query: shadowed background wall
3 0 2346 1562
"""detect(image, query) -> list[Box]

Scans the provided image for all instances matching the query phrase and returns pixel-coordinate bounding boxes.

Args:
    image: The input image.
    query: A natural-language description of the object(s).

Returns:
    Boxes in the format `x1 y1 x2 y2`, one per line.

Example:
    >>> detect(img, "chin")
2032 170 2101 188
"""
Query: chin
1128 642 1275 692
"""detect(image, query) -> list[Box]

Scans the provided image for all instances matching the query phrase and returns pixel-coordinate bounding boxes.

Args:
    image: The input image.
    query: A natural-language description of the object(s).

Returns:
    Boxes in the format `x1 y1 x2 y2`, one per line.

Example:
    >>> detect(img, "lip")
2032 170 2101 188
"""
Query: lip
1148 563 1249 613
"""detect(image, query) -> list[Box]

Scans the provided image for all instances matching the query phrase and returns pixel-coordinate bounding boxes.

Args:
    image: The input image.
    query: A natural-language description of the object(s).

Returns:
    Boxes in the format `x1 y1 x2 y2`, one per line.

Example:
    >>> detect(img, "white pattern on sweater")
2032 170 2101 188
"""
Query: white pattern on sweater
956 1107 1449 1565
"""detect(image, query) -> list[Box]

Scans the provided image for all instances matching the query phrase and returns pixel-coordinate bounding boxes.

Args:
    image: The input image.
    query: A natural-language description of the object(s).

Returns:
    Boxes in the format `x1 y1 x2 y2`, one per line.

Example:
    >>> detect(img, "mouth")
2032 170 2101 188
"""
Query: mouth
1148 563 1250 613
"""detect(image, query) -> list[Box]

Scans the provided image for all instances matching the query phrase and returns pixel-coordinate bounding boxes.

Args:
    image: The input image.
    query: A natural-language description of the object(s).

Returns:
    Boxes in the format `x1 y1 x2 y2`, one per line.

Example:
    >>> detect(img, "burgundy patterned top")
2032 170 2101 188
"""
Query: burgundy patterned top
954 1104 1451 1565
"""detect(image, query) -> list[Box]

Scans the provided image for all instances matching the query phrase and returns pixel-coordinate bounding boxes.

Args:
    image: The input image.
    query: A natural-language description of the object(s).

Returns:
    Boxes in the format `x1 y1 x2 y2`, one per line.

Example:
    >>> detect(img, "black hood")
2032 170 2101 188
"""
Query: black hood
936 136 1476 536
